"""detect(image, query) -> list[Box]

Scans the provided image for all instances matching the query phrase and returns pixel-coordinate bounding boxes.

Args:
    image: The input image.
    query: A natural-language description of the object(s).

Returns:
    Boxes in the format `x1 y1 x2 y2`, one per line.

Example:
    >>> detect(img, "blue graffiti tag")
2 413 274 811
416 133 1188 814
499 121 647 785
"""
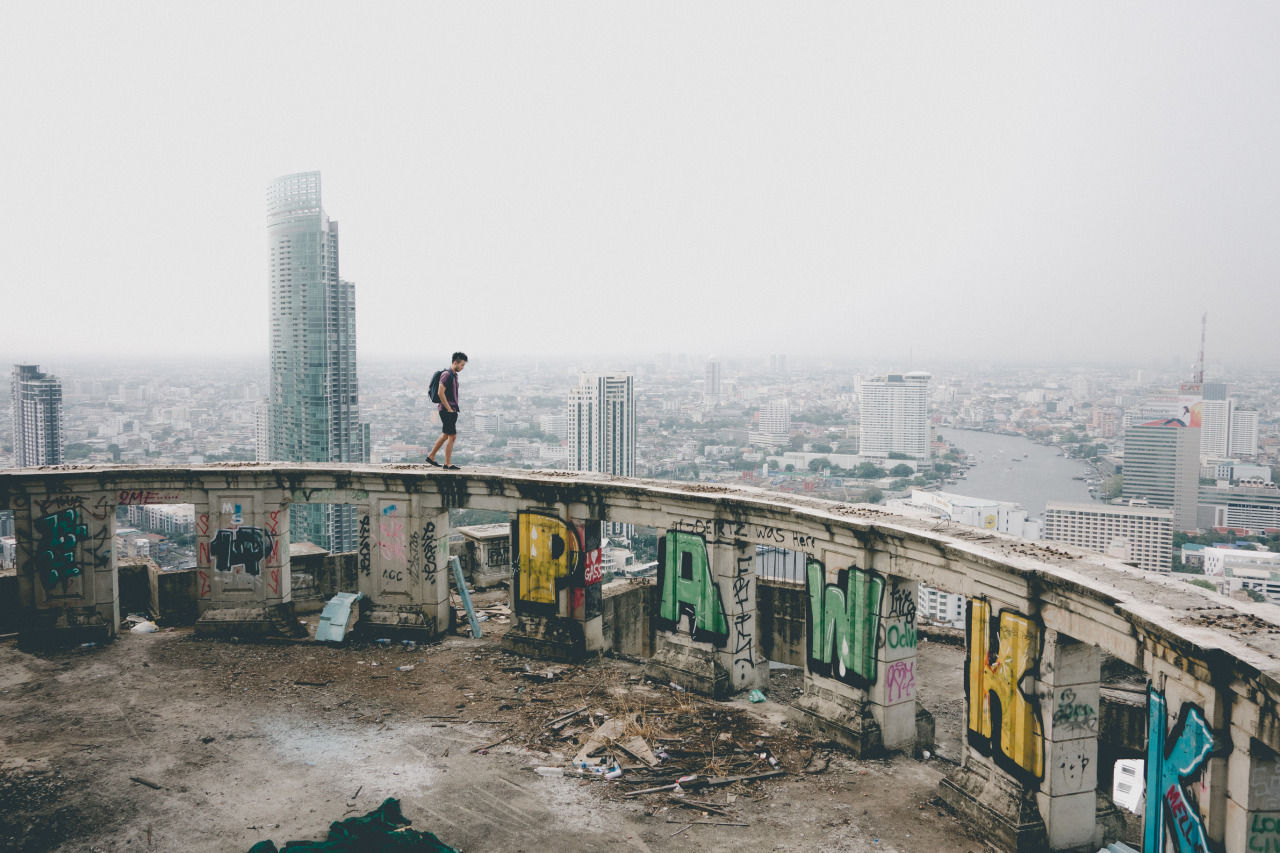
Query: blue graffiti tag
1145 685 1216 853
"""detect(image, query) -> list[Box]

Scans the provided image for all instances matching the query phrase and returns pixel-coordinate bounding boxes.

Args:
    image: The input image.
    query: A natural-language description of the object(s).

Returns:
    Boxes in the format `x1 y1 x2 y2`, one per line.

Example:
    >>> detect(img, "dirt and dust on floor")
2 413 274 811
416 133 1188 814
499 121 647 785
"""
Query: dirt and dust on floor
0 591 983 853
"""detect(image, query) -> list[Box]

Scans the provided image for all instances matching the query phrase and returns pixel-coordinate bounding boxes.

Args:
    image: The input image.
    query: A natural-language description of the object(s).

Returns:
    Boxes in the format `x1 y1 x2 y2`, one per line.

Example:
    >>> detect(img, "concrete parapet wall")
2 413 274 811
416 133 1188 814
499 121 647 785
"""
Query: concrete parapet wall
3 463 1280 851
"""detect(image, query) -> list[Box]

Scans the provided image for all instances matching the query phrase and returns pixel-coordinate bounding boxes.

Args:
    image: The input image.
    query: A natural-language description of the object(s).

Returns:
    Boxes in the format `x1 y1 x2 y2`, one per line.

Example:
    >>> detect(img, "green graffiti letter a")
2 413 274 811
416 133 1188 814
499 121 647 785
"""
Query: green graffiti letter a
806 559 882 688
657 531 730 646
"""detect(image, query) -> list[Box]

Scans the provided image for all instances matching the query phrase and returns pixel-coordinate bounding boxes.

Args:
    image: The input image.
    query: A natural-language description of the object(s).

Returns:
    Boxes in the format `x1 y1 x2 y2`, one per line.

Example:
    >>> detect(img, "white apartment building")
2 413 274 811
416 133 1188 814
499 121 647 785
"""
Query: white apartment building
1043 501 1174 572
1230 409 1259 457
567 373 635 477
750 400 791 448
1202 546 1280 578
907 489 1041 539
859 372 931 460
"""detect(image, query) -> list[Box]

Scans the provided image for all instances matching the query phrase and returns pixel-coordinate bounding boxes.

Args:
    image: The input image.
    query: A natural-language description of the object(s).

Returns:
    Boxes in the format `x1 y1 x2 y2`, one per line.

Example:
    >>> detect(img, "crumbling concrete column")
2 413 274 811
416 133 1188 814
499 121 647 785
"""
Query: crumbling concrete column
790 547 926 755
501 506 604 662
194 489 291 636
644 514 766 699
14 487 118 645
1036 630 1103 850
356 495 450 641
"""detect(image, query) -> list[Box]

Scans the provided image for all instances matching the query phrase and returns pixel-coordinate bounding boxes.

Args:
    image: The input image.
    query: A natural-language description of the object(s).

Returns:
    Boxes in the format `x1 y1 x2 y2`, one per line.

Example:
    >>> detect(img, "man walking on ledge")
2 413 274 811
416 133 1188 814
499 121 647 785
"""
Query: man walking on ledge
427 352 467 470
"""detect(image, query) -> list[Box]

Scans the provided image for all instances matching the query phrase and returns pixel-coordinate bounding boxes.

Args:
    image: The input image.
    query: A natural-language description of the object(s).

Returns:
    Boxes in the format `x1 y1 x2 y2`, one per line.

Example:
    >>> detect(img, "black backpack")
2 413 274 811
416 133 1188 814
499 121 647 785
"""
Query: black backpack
428 369 446 403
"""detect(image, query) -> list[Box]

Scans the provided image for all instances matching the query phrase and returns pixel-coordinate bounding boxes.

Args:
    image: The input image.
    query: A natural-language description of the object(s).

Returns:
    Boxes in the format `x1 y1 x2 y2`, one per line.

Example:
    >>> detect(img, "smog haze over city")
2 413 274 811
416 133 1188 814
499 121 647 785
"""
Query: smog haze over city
3 2 1280 367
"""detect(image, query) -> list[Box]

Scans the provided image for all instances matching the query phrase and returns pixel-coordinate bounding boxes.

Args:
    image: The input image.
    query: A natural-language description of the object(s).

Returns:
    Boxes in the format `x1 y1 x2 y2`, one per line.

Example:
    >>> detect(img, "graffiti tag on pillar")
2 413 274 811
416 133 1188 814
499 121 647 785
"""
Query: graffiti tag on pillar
1144 686 1219 853
209 527 274 576
965 599 1044 783
655 531 729 646
35 508 88 591
805 558 882 688
731 555 756 684
358 514 371 575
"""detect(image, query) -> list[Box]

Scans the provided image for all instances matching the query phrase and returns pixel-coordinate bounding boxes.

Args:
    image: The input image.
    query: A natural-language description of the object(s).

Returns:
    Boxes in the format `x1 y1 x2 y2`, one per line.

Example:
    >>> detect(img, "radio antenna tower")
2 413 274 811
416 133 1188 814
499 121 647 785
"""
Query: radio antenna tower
1194 312 1206 385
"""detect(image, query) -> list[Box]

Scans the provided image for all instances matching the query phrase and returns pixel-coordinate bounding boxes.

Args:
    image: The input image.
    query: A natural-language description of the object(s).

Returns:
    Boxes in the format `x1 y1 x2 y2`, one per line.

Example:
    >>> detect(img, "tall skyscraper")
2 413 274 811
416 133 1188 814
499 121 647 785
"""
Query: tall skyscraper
704 358 722 406
1198 382 1231 458
567 373 635 477
1121 419 1200 531
859 372 931 460
266 172 367 550
11 364 63 467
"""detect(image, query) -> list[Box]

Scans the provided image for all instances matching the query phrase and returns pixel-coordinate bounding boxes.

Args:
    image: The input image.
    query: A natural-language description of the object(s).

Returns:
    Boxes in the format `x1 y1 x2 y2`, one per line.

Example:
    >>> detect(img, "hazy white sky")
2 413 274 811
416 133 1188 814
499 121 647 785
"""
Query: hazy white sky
2 2 1278 368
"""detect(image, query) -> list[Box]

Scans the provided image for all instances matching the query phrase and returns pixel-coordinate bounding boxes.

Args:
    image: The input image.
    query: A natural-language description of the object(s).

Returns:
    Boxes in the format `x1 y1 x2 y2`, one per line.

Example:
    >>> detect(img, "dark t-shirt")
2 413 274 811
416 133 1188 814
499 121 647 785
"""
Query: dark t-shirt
437 369 460 412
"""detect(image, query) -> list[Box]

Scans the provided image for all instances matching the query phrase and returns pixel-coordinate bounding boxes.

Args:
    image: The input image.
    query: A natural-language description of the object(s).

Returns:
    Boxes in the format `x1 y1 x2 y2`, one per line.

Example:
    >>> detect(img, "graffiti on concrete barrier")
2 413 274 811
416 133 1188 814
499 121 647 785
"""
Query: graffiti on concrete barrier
512 511 601 619
35 508 88 592
805 558 883 689
885 659 915 703
1249 812 1280 853
358 514 371 575
731 555 756 685
655 531 729 646
1052 687 1098 736
209 527 274 576
966 599 1044 783
1144 686 1220 853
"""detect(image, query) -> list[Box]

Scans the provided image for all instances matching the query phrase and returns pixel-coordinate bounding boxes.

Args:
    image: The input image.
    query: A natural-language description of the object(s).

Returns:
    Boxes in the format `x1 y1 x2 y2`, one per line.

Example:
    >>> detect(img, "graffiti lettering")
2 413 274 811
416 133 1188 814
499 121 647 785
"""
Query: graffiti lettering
885 660 915 704
1052 688 1098 735
35 508 87 592
1051 742 1091 794
422 521 437 586
805 558 882 688
198 570 211 598
1145 686 1216 853
117 490 184 505
378 516 407 563
966 599 1044 783
196 513 210 535
1250 812 1280 852
268 568 281 596
358 514 371 575
486 541 510 568
382 568 404 582
655 531 729 646
209 527 274 576
265 509 283 536
584 548 603 585
731 555 756 684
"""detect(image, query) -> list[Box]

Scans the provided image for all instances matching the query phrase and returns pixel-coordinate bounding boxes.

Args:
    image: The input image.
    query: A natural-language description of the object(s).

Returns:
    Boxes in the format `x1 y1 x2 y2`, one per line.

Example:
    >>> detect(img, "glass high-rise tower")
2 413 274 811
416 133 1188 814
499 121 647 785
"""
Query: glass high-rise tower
266 172 367 551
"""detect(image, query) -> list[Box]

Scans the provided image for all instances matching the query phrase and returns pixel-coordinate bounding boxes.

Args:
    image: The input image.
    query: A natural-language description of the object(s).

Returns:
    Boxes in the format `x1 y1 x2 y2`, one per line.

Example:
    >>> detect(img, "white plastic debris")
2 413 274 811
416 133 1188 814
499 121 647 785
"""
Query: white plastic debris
130 620 159 633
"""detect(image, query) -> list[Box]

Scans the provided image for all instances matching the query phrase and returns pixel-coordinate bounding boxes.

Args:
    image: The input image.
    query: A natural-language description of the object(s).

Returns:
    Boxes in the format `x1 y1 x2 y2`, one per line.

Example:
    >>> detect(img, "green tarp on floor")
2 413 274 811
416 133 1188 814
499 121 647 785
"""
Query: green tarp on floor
249 797 458 853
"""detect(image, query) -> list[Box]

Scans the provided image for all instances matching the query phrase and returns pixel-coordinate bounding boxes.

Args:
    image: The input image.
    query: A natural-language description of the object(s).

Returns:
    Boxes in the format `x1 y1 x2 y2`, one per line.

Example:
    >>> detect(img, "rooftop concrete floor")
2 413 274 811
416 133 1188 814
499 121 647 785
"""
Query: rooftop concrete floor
0 617 985 853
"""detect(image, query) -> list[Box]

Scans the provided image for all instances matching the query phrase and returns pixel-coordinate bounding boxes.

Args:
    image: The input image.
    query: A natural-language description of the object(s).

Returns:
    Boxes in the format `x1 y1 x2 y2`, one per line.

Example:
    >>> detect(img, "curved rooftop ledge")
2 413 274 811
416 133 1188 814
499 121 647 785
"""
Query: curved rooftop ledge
6 462 1280 850
4 463 1277 689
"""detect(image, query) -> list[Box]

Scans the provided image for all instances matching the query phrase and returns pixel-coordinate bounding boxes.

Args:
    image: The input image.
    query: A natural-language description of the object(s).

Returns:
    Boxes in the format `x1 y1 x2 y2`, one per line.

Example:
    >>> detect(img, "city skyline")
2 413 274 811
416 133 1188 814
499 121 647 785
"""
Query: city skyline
3 4 1280 366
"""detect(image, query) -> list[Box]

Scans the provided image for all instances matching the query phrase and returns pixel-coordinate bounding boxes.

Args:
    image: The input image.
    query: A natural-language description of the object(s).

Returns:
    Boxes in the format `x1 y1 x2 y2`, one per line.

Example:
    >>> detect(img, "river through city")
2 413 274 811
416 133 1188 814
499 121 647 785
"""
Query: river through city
940 428 1098 520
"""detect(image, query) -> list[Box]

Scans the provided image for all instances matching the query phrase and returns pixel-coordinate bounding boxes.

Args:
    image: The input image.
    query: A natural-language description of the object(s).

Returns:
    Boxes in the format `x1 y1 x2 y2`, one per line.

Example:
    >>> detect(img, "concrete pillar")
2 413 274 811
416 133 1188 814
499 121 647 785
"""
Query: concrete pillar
1225 727 1280 853
194 490 291 636
1036 630 1102 850
1143 656 1229 853
15 488 118 645
790 550 924 755
644 516 767 699
356 495 450 641
502 507 604 661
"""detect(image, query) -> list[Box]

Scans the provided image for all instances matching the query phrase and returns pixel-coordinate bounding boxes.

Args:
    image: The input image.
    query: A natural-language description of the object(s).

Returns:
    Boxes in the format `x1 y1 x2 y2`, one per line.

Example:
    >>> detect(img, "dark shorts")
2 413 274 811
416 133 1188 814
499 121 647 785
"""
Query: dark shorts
439 411 458 435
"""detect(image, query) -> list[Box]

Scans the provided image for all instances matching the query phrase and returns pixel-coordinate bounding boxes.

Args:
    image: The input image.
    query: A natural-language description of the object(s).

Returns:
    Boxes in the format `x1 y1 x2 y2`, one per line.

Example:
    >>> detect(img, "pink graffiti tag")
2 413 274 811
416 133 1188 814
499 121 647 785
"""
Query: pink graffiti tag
886 660 915 704
378 518 407 563
584 548 603 585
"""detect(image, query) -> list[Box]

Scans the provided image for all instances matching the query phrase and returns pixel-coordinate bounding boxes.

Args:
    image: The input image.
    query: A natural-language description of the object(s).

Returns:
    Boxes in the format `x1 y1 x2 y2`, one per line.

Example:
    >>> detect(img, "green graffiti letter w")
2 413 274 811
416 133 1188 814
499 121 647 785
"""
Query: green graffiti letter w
806 559 883 688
